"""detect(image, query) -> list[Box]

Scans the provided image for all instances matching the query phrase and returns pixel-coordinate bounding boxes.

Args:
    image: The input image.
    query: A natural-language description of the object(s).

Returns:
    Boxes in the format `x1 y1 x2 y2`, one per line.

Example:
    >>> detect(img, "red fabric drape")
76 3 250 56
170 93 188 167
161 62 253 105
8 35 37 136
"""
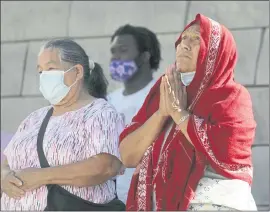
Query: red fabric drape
119 14 256 211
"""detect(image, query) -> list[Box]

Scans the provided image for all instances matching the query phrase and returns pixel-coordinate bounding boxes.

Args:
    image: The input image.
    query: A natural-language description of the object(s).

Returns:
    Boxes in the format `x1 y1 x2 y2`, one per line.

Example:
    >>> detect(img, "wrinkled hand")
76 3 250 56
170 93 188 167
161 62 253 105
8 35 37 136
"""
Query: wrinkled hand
15 168 45 192
1 171 24 199
164 64 187 117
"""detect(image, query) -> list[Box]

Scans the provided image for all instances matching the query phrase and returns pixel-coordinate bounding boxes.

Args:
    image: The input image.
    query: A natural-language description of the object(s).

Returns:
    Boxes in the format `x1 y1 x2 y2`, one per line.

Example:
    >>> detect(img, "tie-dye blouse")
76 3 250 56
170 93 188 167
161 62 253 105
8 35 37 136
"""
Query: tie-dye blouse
1 98 124 210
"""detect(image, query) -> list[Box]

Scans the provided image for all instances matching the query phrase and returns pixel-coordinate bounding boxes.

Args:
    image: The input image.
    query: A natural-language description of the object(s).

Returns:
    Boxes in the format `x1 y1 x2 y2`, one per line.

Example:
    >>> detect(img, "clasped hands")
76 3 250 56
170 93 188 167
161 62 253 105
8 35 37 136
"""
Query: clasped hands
1 167 44 199
158 64 188 123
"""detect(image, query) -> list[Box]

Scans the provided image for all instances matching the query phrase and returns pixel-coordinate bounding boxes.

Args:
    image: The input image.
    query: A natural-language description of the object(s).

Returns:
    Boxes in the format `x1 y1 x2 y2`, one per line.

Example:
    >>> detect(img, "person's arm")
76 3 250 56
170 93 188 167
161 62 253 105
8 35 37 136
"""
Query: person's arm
119 110 168 168
17 109 124 188
48 109 124 186
38 153 122 186
1 159 11 179
1 112 33 193
1 159 24 198
171 110 192 144
1 159 10 194
119 78 168 168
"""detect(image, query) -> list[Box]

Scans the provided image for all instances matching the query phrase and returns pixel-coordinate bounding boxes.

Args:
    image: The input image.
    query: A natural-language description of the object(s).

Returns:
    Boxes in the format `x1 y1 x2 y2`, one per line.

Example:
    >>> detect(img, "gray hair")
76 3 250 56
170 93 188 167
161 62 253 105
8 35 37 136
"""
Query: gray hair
39 38 108 99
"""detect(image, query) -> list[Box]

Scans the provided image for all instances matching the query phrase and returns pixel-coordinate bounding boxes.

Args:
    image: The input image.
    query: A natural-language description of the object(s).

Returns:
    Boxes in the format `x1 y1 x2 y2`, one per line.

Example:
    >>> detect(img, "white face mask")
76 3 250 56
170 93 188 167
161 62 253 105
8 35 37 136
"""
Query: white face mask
180 71 196 86
39 66 77 105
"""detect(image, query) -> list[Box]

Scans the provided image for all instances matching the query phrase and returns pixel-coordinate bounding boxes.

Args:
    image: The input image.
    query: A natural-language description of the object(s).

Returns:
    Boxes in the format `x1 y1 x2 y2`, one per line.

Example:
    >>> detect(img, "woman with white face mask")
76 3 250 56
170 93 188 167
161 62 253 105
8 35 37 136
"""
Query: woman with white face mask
1 39 125 210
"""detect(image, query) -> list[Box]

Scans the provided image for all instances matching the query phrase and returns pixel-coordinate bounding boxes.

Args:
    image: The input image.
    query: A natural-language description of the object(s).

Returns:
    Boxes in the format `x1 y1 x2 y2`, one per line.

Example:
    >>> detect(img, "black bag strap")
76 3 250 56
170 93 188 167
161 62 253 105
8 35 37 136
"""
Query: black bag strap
37 107 53 168
113 179 118 199
36 107 118 198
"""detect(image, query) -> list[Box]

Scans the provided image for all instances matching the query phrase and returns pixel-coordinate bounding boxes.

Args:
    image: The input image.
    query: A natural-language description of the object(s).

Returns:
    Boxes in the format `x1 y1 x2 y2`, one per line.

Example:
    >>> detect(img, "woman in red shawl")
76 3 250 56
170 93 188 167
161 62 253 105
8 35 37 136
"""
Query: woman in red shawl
119 14 257 211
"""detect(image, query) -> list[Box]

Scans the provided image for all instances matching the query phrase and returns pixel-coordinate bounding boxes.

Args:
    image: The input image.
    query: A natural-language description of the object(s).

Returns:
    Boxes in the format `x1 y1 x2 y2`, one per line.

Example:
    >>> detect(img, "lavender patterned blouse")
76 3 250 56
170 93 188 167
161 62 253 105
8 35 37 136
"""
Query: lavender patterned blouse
1 98 125 211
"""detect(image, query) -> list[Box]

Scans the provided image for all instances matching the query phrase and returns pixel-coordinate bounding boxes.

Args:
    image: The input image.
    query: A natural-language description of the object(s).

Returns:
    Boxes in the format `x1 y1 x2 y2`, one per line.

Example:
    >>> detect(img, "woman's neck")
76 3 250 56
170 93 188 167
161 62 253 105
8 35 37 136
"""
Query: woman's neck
53 89 95 116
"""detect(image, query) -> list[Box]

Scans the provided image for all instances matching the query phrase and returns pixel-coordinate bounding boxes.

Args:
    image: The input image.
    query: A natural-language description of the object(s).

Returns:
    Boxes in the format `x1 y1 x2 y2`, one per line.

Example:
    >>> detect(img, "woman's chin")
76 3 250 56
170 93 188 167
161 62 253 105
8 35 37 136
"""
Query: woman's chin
177 67 189 73
176 62 188 73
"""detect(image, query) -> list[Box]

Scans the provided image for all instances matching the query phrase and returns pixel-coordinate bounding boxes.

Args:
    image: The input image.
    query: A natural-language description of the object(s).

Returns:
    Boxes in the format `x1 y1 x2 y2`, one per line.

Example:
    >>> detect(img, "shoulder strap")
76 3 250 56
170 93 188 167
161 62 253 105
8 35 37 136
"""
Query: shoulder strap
37 107 53 168
36 107 119 198
113 179 118 199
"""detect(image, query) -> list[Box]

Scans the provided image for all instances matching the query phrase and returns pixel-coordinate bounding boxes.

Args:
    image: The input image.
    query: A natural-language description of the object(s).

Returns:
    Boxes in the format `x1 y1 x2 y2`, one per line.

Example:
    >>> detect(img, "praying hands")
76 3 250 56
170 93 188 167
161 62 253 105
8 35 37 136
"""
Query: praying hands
159 64 190 127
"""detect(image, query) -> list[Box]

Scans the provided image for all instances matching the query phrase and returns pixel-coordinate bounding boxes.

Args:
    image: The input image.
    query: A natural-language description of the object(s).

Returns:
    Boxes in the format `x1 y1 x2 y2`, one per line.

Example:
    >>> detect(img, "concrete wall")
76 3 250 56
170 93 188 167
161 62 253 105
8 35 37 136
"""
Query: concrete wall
1 1 269 210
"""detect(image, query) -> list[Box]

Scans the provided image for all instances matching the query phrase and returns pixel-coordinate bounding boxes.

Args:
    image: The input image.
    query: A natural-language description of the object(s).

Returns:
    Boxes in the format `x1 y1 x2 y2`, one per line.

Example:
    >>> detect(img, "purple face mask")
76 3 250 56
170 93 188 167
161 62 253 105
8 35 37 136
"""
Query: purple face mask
109 60 138 82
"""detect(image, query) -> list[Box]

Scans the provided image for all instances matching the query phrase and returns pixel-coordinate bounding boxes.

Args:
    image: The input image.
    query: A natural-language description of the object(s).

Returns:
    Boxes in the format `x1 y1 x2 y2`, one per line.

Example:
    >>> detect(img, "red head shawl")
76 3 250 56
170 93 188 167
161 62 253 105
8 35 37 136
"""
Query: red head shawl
120 14 256 211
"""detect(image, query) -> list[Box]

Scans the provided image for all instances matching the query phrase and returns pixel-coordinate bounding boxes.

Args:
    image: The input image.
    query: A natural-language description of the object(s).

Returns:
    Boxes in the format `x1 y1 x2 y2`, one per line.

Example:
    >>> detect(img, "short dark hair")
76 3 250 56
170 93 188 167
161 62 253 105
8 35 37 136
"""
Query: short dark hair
111 24 161 70
41 39 108 99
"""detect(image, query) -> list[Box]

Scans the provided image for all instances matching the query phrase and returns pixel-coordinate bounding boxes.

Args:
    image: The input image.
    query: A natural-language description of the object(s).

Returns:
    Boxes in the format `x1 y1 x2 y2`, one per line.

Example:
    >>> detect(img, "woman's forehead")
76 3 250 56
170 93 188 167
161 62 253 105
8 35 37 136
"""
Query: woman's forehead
183 24 200 35
38 48 62 68
39 49 60 61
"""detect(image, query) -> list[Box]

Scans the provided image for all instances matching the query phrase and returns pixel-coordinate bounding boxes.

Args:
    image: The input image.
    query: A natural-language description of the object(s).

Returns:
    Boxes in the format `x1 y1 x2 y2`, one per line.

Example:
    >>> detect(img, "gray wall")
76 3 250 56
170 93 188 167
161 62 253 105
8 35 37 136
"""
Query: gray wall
1 1 269 210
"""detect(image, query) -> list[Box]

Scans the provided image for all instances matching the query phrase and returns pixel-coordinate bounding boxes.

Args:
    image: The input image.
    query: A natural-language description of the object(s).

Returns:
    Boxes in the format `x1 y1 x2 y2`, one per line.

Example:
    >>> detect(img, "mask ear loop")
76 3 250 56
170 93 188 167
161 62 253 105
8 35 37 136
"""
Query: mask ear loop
65 65 79 88
69 69 78 88
62 65 77 88
64 65 76 73
69 60 95 88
